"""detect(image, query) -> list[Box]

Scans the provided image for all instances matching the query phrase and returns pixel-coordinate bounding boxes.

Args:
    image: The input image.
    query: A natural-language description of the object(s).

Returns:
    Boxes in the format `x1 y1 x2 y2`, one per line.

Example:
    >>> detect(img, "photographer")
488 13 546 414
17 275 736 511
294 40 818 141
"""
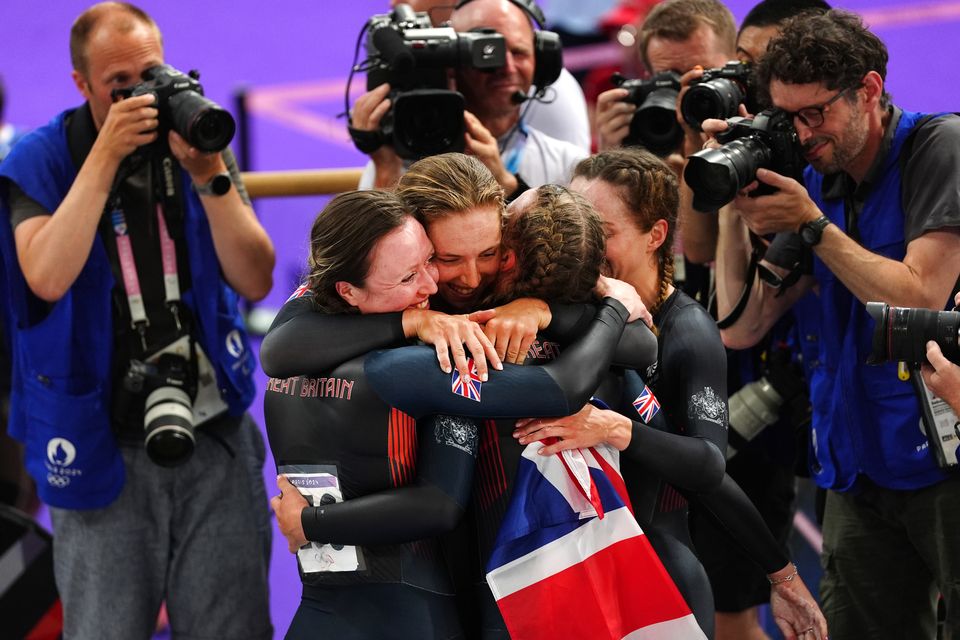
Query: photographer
0 3 274 638
711 9 960 639
352 0 586 196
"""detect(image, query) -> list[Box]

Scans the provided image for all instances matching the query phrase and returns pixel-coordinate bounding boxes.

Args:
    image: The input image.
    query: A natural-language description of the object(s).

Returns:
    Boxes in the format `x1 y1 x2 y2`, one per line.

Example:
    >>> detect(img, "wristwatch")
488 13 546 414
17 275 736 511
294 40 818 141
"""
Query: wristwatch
195 172 232 197
799 215 832 248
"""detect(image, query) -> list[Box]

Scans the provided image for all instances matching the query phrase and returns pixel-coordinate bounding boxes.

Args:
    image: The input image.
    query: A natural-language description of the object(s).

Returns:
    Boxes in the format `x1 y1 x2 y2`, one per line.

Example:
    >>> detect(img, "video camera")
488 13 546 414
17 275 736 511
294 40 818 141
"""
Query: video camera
684 108 805 212
355 3 507 160
680 61 754 131
112 64 236 153
612 71 683 157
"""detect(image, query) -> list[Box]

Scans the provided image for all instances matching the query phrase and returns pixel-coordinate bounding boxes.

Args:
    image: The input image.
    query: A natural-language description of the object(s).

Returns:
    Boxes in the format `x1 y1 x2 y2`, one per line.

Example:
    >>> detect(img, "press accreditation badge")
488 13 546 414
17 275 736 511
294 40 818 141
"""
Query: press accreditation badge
912 371 960 468
278 464 364 574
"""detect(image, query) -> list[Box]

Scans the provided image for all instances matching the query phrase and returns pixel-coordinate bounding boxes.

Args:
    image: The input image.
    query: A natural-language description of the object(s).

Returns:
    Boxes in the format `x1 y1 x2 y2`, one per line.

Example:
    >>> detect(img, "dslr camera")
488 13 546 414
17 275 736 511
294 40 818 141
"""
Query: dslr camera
680 60 754 131
612 71 683 157
684 108 805 212
867 301 960 468
866 302 960 366
357 3 507 160
124 352 198 467
113 64 236 153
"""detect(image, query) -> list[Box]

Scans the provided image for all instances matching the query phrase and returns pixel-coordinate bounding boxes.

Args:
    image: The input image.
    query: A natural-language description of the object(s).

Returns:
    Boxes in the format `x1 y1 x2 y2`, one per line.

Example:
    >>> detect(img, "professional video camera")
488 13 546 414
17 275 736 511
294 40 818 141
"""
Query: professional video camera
680 60 754 131
353 3 507 160
611 71 683 157
124 352 198 467
866 302 960 366
113 64 236 153
684 108 805 212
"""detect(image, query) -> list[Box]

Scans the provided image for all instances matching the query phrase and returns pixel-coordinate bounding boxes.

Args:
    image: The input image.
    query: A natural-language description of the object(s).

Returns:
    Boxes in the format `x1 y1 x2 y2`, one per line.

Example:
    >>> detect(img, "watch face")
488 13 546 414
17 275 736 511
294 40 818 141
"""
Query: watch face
211 173 232 196
801 227 817 245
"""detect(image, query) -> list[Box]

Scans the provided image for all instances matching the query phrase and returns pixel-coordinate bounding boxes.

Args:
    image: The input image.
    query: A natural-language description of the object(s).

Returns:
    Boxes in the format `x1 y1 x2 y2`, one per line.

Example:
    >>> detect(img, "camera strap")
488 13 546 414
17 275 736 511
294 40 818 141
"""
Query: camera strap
110 201 183 350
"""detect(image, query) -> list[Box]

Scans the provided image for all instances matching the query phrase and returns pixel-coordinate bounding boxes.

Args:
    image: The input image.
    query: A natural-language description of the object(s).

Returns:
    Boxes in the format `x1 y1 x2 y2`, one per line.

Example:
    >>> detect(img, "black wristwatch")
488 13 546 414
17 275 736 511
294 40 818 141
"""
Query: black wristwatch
195 172 232 197
799 215 832 248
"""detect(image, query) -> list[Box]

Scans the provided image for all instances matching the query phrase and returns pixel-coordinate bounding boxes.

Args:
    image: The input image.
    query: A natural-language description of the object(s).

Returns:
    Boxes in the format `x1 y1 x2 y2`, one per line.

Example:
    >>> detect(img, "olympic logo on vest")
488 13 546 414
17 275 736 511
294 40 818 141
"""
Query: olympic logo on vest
46 473 72 489
47 437 77 467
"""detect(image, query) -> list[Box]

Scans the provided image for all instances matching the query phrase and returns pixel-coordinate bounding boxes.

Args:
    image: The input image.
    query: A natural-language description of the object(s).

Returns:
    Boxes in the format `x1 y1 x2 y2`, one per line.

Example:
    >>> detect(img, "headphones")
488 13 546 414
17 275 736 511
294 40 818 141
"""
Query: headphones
454 0 563 96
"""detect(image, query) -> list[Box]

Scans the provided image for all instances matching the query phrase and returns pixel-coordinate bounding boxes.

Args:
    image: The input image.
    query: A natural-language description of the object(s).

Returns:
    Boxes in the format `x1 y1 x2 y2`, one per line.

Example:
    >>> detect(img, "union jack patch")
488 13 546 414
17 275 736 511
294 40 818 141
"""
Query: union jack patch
451 359 482 402
286 283 311 302
633 385 661 424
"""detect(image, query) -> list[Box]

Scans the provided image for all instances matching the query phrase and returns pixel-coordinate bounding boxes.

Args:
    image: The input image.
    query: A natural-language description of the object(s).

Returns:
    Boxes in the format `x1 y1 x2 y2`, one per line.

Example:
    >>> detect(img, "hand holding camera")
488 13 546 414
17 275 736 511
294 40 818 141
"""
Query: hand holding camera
96 93 161 164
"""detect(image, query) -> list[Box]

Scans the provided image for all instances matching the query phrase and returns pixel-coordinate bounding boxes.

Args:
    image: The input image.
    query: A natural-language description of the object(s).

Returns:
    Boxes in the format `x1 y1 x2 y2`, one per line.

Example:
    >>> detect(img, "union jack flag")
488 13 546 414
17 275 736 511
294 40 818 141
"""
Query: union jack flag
451 359 482 402
632 385 660 423
286 283 311 302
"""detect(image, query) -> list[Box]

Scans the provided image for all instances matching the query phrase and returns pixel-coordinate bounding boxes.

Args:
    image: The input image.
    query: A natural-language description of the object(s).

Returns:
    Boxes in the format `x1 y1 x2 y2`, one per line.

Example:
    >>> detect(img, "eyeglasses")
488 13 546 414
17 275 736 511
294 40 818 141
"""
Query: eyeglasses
781 85 861 128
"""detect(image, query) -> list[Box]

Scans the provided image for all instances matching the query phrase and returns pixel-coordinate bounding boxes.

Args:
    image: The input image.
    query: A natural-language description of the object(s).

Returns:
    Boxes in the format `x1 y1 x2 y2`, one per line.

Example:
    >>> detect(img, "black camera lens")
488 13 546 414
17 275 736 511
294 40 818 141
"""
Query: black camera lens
144 386 195 467
625 88 683 157
867 302 960 365
681 79 744 131
685 136 771 210
167 91 236 153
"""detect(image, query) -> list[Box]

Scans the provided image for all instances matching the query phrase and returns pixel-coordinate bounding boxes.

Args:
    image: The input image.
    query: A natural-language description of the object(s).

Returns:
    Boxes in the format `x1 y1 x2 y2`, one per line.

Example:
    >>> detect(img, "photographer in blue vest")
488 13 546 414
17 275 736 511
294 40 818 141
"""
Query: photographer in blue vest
0 3 274 637
712 9 960 639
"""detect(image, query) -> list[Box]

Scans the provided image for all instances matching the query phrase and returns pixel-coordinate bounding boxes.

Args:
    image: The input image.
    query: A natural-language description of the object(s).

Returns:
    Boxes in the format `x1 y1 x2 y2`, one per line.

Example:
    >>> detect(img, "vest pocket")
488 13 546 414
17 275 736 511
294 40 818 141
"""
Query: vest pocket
22 375 124 509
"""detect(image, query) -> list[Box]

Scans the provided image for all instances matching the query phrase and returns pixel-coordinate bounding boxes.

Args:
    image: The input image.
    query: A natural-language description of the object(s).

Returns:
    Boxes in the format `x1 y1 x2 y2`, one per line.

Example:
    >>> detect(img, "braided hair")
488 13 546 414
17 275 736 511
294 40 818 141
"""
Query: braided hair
572 148 679 313
498 184 605 305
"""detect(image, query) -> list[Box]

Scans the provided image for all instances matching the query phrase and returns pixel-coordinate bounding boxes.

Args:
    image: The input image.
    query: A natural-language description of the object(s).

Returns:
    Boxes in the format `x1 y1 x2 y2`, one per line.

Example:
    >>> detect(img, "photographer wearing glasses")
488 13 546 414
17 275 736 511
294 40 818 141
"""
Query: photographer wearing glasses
0 3 274 637
711 9 960 639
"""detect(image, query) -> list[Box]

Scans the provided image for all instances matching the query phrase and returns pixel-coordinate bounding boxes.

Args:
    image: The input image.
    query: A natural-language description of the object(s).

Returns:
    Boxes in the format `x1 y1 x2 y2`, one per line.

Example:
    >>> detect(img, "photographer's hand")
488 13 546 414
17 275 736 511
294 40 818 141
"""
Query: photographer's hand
353 84 403 188
733 169 822 236
170 133 275 301
595 88 633 151
922 341 960 416
94 93 160 166
463 110 517 195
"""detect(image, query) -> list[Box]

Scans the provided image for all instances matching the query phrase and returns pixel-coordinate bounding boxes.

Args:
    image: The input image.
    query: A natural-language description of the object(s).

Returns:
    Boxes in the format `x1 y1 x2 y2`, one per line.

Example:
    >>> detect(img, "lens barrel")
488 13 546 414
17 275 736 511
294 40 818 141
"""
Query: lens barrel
167 90 236 153
144 386 196 467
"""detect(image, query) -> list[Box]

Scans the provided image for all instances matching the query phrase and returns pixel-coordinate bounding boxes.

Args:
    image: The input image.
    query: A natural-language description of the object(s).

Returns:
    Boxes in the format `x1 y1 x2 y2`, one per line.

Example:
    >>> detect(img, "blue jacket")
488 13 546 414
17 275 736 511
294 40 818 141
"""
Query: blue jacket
802 109 946 492
0 108 256 509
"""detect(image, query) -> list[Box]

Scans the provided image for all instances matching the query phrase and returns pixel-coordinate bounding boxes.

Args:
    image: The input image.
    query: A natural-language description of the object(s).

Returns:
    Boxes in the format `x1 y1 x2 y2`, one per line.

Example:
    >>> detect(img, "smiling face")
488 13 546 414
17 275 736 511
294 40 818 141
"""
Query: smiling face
337 217 439 313
769 79 869 176
72 14 163 130
425 205 503 311
451 0 535 125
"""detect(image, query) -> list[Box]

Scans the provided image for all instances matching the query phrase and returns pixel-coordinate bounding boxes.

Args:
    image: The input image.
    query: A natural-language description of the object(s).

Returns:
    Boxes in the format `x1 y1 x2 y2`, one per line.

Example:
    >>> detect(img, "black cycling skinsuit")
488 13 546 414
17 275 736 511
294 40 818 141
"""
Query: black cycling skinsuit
262 296 641 639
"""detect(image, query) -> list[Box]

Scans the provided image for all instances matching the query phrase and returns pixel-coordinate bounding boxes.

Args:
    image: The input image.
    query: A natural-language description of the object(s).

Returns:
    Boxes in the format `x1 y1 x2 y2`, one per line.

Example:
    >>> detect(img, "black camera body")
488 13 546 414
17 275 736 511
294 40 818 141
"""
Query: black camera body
681 60 754 131
113 64 236 153
613 71 683 157
866 302 960 366
684 108 805 212
363 4 506 160
124 352 198 467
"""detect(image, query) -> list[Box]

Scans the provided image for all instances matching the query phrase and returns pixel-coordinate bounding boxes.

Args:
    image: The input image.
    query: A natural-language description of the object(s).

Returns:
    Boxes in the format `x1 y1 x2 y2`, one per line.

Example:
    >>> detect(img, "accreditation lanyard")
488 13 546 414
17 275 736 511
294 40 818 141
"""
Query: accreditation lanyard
112 202 182 350
500 120 530 176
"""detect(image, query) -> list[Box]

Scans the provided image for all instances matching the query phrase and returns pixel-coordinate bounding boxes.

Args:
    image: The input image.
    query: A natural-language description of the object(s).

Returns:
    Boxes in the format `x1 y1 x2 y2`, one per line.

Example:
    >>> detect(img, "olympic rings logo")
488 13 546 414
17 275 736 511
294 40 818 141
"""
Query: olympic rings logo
46 473 71 488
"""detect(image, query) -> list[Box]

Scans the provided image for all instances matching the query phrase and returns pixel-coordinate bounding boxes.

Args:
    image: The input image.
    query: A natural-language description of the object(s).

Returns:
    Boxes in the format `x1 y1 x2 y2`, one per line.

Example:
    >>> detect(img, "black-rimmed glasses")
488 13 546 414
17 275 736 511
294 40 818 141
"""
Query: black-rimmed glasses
782 85 861 128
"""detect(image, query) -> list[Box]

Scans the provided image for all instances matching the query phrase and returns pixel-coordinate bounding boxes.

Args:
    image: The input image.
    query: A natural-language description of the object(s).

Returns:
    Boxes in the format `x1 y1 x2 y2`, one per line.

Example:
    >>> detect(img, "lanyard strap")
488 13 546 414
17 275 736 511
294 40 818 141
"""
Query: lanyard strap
112 203 182 348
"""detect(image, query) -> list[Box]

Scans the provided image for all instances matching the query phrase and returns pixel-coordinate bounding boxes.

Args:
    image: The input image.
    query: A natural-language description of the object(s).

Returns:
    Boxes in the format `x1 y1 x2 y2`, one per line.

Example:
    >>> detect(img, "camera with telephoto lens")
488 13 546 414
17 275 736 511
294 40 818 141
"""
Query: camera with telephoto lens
680 60 754 131
360 3 506 160
612 71 683 157
112 64 236 153
727 345 808 459
866 302 960 366
684 108 805 212
123 353 198 467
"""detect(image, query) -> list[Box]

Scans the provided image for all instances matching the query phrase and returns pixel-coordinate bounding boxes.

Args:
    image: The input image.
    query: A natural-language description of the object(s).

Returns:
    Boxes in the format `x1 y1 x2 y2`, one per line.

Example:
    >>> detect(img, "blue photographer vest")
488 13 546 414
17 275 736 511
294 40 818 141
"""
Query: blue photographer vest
0 108 256 509
801 109 947 492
